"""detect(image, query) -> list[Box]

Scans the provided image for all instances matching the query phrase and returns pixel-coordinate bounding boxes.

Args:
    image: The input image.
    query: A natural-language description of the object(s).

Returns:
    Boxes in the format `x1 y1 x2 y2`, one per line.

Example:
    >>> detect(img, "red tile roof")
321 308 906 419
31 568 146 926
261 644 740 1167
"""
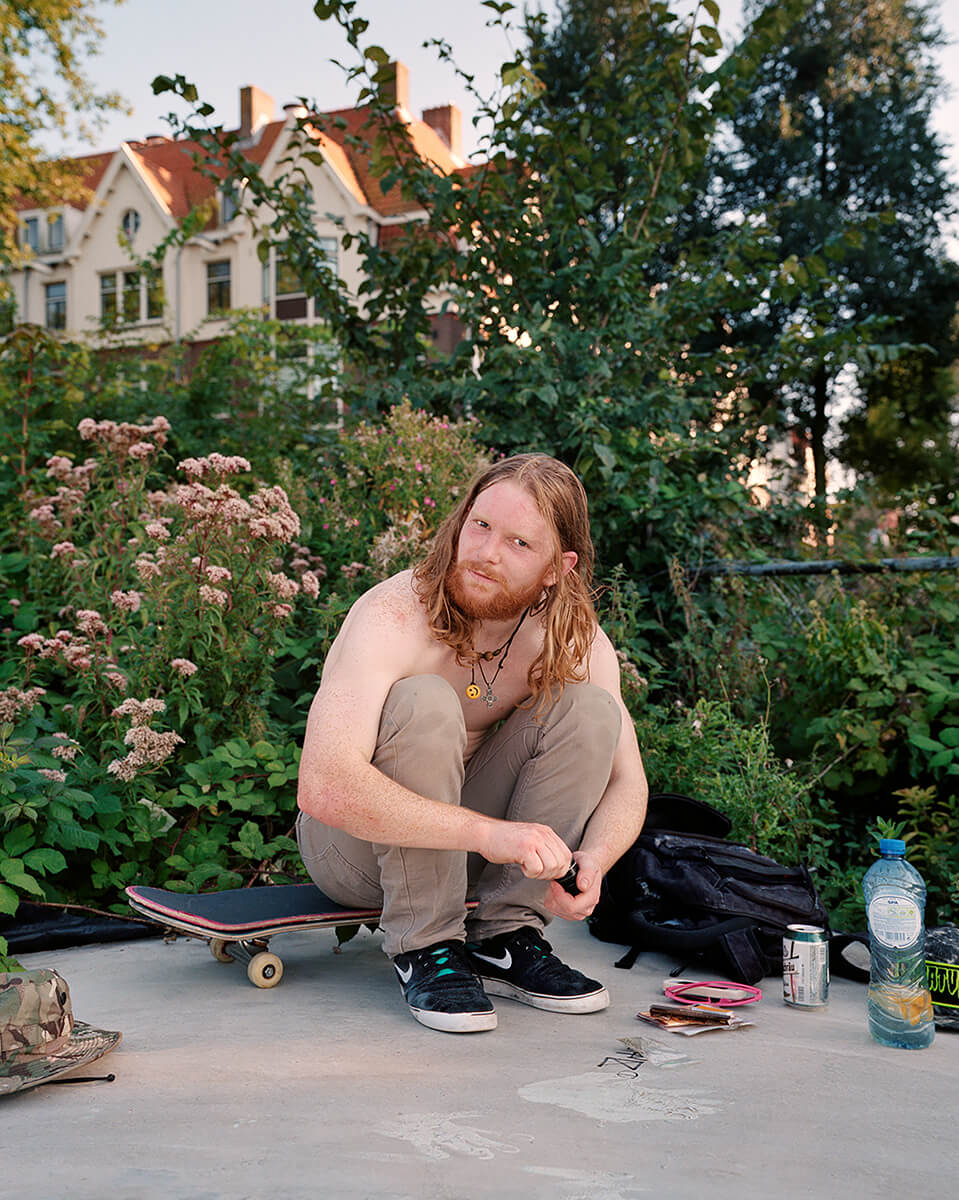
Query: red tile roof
20 99 464 223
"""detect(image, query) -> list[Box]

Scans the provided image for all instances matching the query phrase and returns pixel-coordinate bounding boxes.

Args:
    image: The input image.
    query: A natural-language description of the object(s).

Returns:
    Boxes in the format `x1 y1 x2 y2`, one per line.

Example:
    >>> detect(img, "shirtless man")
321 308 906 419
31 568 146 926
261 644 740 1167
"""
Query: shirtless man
296 453 648 1032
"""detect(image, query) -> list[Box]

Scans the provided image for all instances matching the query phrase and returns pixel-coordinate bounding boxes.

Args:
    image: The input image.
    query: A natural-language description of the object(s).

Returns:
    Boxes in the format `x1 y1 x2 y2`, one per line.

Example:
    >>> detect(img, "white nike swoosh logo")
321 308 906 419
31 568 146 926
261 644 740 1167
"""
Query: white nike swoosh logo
472 950 512 970
396 963 413 984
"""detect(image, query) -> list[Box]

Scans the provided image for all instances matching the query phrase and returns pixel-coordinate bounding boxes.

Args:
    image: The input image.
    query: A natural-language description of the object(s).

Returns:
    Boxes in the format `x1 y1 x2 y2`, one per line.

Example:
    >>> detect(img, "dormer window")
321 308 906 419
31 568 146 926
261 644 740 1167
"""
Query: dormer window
121 208 141 239
47 213 64 252
22 217 39 252
221 185 239 225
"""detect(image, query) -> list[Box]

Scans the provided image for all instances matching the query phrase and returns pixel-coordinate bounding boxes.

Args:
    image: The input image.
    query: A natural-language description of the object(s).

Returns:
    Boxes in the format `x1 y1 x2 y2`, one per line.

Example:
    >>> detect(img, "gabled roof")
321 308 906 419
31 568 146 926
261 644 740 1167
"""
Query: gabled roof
14 152 113 214
17 96 465 226
312 104 462 218
124 123 286 219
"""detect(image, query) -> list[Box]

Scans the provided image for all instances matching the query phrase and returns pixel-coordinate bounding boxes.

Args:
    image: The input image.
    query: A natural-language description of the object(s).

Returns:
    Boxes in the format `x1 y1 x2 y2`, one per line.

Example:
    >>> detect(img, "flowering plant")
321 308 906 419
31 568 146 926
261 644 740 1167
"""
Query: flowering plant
306 399 489 583
15 417 317 746
0 402 486 913
1 416 320 910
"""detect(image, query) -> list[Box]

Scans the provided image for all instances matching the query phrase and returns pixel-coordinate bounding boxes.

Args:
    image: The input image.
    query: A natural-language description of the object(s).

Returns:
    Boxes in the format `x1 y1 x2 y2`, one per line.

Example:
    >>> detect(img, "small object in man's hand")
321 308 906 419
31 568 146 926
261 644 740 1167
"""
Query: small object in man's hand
557 862 580 894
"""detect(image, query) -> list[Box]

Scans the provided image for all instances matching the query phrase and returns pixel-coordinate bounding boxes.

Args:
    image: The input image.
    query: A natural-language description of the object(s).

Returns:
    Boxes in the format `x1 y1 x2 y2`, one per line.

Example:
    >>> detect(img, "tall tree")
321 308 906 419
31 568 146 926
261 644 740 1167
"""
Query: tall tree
158 0 787 580
703 0 959 498
0 1 126 270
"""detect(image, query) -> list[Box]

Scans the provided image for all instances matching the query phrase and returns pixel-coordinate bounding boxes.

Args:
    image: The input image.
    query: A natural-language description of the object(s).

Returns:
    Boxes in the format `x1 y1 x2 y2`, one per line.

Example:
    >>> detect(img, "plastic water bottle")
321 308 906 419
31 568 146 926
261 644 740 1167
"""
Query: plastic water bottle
862 838 934 1049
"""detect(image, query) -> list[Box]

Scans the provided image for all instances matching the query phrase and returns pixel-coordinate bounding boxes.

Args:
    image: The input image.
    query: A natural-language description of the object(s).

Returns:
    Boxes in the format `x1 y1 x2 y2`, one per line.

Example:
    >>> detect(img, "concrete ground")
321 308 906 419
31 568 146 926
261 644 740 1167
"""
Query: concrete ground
7 917 955 1200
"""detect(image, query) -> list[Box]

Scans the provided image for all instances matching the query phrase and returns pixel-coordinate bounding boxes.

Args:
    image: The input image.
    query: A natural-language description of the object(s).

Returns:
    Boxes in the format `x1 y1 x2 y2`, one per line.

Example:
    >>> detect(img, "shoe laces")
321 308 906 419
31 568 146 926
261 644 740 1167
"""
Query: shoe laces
413 941 474 980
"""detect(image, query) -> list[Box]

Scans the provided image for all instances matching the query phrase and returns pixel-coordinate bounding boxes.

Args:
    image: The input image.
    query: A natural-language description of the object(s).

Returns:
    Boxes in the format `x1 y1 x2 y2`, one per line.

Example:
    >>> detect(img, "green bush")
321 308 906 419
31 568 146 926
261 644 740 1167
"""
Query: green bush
0 403 488 914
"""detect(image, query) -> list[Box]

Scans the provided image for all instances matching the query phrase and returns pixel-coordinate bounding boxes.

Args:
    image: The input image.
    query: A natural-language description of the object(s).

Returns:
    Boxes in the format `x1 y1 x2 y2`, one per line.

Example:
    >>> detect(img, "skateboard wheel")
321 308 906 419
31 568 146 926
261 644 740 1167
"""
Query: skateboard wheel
210 939 235 963
247 951 283 988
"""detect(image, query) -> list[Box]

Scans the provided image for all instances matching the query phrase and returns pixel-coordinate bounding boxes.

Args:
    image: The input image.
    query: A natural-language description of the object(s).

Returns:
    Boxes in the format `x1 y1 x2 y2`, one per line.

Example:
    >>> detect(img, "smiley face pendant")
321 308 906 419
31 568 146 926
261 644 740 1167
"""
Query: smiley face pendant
465 682 482 700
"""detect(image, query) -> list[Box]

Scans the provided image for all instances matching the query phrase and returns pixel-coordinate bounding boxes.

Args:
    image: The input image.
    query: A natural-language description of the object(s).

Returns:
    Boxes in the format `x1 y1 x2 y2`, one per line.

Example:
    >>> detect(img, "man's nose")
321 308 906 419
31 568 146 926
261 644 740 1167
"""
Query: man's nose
478 533 503 563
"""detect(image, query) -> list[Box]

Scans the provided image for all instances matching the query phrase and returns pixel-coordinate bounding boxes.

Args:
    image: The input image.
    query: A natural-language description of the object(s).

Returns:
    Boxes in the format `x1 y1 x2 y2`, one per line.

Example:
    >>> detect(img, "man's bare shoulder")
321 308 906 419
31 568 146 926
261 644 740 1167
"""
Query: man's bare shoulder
344 569 426 633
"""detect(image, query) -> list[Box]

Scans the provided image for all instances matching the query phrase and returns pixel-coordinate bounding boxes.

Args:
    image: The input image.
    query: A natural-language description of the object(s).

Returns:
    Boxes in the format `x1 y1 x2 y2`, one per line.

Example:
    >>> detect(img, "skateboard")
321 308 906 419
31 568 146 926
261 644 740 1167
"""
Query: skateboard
126 883 385 989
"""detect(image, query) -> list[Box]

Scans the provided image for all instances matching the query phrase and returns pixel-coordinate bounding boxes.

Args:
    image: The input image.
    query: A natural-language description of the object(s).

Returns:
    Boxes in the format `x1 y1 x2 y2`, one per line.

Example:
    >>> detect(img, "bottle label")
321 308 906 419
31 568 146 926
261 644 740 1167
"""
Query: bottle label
868 891 922 949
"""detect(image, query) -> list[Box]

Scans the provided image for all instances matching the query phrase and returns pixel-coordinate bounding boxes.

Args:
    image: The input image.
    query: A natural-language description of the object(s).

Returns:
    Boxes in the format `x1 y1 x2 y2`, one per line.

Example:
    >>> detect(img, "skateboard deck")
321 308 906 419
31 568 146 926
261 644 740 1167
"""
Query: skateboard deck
126 883 384 988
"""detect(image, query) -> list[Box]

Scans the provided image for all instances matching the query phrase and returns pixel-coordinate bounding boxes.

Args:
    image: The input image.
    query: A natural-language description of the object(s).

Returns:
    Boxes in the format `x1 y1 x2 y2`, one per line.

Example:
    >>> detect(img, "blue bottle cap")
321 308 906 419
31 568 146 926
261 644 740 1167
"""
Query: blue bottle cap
879 838 906 855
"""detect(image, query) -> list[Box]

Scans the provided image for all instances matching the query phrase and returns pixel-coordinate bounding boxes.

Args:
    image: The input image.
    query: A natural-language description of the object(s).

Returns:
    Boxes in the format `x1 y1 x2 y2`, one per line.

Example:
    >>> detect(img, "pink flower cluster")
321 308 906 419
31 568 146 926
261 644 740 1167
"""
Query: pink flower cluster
76 609 108 637
107 697 184 782
300 571 321 599
78 416 171 462
199 585 229 608
177 453 252 478
111 590 143 614
51 733 80 762
248 487 300 543
0 685 47 723
170 658 198 678
18 628 95 671
266 571 300 600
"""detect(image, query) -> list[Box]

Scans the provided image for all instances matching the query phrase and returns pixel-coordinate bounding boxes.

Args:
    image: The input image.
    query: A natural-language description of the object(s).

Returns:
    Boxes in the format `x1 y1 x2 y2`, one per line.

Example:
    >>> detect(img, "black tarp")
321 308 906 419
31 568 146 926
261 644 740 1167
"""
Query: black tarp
1 903 160 953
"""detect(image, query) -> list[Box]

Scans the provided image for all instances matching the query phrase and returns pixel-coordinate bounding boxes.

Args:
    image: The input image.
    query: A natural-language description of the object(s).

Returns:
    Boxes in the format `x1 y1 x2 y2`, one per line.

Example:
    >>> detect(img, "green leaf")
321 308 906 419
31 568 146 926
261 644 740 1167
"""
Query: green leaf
0 884 18 916
908 733 944 753
3 826 34 857
23 848 67 875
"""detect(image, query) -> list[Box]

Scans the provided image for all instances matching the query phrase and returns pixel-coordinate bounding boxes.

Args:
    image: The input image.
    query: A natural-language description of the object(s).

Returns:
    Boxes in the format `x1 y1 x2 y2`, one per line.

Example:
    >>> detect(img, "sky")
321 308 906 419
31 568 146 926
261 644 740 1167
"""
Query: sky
46 0 959 236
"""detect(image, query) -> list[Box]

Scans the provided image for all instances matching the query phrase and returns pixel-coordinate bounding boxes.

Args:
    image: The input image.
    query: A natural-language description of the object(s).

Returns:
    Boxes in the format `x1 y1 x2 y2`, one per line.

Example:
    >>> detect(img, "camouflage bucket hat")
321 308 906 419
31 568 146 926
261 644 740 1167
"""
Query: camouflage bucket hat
0 968 121 1097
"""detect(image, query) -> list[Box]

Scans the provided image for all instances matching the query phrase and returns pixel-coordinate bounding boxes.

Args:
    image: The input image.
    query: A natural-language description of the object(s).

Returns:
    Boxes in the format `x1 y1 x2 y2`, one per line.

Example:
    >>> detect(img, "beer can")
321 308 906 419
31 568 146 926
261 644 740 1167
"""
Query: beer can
783 924 829 1007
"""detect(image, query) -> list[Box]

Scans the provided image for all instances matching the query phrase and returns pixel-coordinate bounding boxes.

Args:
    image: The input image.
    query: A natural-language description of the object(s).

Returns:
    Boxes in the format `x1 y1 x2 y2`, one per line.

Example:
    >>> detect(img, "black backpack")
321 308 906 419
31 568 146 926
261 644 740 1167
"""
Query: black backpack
589 793 832 985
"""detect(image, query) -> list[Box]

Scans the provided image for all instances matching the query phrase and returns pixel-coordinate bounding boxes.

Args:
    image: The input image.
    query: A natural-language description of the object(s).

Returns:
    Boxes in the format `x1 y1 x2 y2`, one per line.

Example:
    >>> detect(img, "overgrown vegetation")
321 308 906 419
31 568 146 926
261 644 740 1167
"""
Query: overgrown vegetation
2 0 958 953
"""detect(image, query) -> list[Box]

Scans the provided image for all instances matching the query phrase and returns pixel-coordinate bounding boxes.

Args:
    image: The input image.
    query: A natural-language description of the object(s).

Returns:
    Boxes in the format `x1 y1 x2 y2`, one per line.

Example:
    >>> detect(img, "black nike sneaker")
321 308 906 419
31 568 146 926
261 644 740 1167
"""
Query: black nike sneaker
468 926 609 1013
392 940 497 1033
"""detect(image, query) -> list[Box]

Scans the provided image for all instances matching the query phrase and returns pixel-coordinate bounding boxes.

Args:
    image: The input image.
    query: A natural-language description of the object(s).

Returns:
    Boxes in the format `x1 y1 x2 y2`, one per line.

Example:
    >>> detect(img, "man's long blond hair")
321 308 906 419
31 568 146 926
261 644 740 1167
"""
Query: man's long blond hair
412 454 598 707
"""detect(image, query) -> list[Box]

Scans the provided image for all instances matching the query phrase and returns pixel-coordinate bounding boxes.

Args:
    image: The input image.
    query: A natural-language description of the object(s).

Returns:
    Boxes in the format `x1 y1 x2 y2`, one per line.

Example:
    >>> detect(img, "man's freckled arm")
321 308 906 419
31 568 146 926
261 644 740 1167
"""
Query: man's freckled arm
577 628 649 874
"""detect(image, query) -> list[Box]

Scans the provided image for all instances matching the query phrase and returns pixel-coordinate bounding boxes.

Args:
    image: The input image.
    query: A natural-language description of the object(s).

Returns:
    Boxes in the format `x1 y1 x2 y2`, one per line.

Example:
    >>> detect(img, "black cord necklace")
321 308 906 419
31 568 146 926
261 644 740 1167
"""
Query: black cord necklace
465 607 530 708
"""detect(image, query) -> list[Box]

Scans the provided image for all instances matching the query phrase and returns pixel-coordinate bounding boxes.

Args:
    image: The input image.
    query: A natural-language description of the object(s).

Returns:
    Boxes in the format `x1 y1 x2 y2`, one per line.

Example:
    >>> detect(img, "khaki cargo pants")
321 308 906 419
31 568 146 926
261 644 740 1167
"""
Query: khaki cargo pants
296 674 620 957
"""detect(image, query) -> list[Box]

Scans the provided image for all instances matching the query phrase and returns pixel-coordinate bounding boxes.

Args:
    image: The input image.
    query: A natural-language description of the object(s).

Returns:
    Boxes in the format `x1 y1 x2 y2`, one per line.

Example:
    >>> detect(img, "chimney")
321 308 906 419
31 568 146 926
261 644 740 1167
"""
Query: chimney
422 104 462 158
379 61 409 112
239 85 275 138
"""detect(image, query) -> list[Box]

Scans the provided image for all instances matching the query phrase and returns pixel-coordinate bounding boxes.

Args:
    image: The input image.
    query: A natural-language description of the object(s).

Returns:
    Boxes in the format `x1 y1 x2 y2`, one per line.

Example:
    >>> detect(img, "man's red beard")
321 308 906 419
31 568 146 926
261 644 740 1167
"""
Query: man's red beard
445 559 548 621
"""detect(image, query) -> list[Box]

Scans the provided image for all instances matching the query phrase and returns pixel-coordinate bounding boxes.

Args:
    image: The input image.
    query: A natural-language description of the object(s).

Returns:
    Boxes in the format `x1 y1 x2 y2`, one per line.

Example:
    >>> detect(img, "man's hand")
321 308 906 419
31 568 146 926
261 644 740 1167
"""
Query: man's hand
477 820 574 881
544 849 603 921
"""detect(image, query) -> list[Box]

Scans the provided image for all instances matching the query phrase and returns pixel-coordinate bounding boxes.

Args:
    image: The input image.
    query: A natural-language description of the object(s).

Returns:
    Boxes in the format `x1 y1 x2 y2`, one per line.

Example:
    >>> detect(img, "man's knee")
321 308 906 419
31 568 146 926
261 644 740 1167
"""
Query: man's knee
550 681 621 748
380 674 466 745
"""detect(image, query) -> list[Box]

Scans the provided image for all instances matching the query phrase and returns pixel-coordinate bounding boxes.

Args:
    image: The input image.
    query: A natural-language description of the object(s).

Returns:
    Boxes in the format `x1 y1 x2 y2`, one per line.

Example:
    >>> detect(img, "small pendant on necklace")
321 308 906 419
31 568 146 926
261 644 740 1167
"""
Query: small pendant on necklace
484 688 497 708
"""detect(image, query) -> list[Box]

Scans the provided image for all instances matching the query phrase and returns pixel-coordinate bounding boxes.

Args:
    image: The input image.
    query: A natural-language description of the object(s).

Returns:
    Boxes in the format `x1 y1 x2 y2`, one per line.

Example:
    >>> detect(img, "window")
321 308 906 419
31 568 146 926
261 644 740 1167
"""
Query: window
100 272 118 320
146 271 163 319
22 218 39 252
121 209 141 239
220 186 239 225
262 241 338 320
122 271 141 322
100 269 163 324
206 260 232 313
318 236 338 275
45 282 67 331
274 254 307 319
47 213 64 252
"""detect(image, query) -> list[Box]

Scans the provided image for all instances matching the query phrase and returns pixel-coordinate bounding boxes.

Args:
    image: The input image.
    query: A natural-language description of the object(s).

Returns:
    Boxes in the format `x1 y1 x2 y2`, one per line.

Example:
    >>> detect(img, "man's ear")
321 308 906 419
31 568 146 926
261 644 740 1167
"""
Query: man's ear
545 550 578 586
